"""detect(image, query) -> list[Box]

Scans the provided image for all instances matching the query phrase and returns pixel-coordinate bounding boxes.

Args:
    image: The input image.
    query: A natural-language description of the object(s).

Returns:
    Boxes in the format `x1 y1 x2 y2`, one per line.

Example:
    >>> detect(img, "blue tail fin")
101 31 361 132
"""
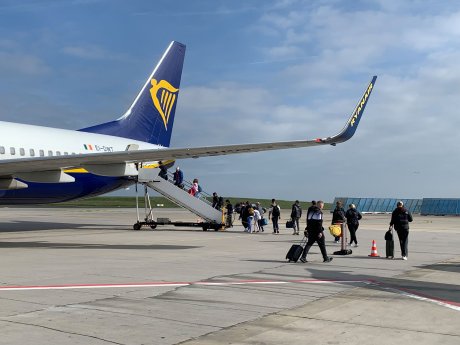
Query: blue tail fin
79 41 186 147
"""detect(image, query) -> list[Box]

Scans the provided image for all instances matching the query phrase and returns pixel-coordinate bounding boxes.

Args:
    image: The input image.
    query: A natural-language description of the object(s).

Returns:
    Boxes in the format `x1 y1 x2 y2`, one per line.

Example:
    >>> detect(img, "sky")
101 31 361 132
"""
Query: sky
1 0 460 202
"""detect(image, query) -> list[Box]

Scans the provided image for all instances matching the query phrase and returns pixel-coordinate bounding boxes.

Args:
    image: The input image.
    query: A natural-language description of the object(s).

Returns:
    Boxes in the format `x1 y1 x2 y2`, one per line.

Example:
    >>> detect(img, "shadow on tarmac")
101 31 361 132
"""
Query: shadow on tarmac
0 221 123 232
0 241 201 250
302 263 460 305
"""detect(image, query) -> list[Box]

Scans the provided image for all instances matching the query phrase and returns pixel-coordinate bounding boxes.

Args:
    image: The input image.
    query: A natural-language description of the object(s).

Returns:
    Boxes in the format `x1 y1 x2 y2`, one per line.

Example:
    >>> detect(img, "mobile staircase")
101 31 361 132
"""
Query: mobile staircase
133 167 224 231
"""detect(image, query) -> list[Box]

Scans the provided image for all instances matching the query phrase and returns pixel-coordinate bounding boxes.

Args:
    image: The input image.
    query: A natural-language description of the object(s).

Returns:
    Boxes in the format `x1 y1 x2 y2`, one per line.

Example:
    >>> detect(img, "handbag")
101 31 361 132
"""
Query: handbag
329 224 342 237
286 220 294 228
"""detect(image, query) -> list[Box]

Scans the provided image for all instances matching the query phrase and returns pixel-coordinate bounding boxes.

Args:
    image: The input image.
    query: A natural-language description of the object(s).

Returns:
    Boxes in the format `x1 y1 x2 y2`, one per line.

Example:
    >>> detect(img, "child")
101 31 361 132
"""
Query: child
385 226 394 259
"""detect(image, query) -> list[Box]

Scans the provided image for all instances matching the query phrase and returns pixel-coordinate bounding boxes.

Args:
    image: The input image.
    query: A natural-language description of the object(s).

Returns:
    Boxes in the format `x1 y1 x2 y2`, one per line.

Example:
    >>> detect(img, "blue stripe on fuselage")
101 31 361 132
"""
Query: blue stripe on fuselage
0 173 133 205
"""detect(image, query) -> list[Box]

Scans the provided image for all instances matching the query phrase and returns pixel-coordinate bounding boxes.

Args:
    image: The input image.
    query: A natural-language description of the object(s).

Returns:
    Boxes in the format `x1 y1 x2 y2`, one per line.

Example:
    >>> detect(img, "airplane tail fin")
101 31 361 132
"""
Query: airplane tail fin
79 41 186 147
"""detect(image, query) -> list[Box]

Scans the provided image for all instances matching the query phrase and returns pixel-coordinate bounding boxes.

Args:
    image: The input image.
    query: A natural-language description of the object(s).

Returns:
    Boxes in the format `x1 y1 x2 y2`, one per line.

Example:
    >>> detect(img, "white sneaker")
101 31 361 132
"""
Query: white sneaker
354 243 358 247
402 256 408 260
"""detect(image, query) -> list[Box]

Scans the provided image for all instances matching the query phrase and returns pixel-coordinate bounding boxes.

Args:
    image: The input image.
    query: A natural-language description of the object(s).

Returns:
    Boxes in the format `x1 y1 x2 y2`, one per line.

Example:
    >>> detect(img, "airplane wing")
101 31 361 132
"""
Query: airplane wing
0 76 376 177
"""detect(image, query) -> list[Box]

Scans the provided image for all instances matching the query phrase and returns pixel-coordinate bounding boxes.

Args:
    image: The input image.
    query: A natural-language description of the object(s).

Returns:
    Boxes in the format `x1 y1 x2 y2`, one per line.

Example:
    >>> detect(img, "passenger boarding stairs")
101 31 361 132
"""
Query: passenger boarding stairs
138 168 223 224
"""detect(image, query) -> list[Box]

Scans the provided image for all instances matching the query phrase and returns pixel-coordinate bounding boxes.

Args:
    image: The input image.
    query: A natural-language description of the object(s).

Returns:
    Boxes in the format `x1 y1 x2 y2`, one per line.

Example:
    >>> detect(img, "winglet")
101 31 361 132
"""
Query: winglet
322 76 377 145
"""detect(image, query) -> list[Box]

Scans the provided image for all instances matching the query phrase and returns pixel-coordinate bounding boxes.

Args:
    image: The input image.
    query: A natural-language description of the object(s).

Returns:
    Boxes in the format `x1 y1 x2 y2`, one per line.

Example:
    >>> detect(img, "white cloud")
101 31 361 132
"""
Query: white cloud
62 45 111 60
0 51 49 75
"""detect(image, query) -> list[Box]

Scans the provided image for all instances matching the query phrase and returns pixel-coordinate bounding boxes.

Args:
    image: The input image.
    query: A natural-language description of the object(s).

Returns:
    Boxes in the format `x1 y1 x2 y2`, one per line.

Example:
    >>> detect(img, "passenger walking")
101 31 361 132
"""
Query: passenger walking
239 202 249 231
256 202 266 232
158 162 168 180
173 167 184 188
196 183 203 198
212 192 219 209
300 200 333 263
345 204 362 247
269 199 281 234
253 207 261 233
225 200 233 228
290 200 302 235
390 201 413 260
216 196 224 210
188 178 199 196
193 179 202 198
304 200 316 235
331 201 346 243
247 204 255 233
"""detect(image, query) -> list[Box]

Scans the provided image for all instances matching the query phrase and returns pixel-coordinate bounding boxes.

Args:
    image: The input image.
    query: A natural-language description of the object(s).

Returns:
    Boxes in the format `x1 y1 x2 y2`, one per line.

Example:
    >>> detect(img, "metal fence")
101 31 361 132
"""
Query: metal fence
420 198 460 215
332 197 422 214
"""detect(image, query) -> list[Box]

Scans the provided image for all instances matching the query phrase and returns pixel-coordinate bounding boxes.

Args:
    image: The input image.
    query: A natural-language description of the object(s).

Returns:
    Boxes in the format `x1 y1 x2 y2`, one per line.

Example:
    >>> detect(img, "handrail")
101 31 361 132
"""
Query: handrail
163 171 213 206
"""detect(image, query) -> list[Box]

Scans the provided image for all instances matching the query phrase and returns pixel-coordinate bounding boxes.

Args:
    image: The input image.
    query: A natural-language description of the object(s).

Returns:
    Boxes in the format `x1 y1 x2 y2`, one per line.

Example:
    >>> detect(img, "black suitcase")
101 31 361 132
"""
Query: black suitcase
386 240 394 258
286 245 304 262
286 237 307 262
385 228 394 258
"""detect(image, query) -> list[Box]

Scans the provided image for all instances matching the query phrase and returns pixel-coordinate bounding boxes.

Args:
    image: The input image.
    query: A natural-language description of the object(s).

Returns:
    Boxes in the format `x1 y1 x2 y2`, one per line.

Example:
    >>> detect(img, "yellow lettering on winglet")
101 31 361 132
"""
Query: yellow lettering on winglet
350 82 373 127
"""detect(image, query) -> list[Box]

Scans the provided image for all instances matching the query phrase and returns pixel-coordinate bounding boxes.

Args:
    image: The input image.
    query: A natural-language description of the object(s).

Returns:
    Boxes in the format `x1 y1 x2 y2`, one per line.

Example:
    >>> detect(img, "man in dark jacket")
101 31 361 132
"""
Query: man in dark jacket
345 204 362 247
300 201 333 263
390 201 413 260
269 199 281 234
290 200 302 235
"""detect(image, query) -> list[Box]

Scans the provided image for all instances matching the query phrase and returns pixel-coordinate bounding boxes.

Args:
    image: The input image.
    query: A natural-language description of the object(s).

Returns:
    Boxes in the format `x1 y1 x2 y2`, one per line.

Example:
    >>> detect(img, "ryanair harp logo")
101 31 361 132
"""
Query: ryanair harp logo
149 78 179 130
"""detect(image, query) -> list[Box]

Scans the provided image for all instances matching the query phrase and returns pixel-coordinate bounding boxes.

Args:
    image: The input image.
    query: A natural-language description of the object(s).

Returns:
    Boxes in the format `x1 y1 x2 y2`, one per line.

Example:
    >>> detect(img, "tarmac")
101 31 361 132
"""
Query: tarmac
0 207 459 345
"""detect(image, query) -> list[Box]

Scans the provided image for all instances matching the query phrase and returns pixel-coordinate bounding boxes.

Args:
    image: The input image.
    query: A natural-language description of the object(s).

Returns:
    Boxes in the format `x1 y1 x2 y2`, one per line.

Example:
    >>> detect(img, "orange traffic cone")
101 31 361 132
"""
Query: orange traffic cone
368 240 380 257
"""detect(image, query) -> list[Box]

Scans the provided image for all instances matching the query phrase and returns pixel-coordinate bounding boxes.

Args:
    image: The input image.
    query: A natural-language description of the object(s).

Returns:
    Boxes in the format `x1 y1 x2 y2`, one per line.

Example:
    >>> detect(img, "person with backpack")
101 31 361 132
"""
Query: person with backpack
269 199 281 234
331 201 346 243
390 201 413 260
345 204 362 247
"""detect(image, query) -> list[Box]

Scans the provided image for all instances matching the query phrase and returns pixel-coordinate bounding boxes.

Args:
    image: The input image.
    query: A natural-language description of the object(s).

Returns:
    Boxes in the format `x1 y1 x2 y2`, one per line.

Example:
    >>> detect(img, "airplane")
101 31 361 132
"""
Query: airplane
0 41 377 205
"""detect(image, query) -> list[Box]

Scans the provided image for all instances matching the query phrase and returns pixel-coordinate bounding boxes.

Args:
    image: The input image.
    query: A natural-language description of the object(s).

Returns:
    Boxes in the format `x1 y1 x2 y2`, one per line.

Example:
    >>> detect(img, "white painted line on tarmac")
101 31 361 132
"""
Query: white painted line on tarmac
0 279 365 292
1 279 458 312
375 284 460 312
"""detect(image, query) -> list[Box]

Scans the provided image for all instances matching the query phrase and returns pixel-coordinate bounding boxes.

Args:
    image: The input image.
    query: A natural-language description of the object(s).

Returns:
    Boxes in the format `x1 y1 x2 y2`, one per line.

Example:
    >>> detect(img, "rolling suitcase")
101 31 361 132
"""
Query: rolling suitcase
286 236 307 262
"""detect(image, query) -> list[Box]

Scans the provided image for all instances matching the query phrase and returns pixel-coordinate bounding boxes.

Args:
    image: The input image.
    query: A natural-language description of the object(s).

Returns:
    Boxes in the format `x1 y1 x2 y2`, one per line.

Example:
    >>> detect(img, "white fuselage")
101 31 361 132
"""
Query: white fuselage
0 121 161 160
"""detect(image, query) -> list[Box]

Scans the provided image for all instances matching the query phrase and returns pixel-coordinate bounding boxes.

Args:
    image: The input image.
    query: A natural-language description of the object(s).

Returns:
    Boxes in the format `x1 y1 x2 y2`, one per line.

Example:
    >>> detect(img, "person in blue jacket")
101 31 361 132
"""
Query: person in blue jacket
173 166 184 188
